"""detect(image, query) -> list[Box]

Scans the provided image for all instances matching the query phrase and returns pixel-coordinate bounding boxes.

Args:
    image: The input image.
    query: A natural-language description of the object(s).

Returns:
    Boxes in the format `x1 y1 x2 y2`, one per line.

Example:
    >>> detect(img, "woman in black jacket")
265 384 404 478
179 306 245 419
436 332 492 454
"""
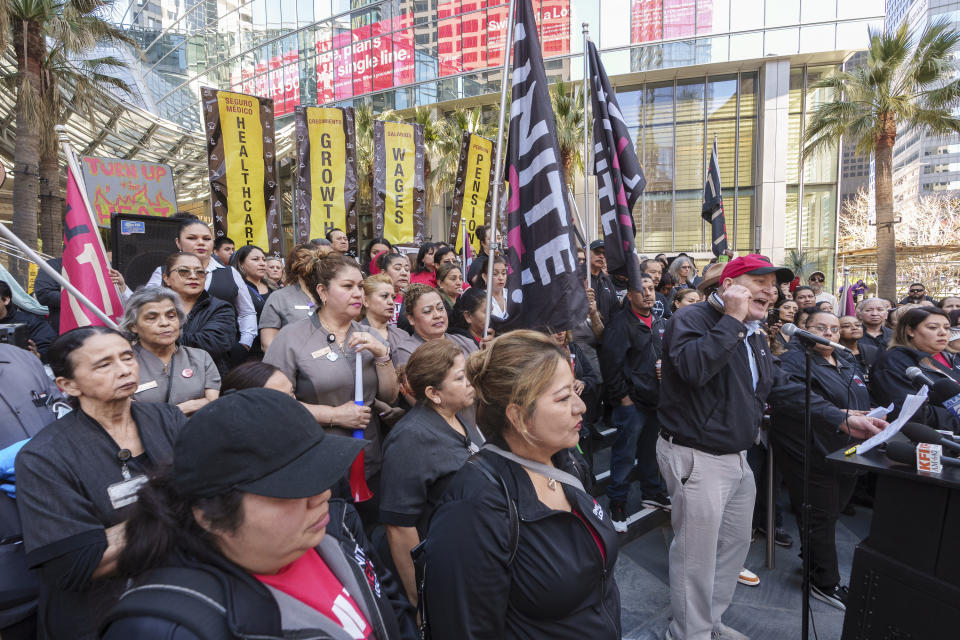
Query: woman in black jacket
100 389 417 640
162 252 237 374
420 330 620 639
870 306 960 432
769 311 886 611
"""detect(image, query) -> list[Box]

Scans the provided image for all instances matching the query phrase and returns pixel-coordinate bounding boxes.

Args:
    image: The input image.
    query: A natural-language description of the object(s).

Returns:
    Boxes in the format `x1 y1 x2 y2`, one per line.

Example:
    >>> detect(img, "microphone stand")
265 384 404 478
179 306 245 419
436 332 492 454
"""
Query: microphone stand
801 343 814 640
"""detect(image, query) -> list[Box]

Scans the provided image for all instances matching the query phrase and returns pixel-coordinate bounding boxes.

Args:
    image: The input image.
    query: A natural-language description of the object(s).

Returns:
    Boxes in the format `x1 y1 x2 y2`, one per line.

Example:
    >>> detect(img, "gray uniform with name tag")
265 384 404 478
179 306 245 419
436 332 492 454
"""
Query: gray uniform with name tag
15 402 185 640
132 343 220 406
263 315 385 476
258 283 315 330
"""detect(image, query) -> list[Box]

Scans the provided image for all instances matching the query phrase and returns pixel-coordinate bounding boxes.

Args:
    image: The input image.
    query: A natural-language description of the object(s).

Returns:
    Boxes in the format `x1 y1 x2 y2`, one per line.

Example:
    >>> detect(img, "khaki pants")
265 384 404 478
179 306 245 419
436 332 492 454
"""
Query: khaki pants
656 436 755 640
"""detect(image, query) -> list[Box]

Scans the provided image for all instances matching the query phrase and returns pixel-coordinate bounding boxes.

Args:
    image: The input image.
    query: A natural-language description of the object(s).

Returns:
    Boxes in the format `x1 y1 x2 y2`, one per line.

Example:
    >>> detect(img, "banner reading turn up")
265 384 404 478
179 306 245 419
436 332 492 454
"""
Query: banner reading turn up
201 88 282 257
373 120 425 247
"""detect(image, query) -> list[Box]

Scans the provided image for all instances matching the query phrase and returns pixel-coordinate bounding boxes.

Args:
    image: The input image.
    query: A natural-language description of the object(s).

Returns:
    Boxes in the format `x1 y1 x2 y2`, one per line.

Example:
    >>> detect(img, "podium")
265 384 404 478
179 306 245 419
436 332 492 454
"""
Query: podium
826 443 960 638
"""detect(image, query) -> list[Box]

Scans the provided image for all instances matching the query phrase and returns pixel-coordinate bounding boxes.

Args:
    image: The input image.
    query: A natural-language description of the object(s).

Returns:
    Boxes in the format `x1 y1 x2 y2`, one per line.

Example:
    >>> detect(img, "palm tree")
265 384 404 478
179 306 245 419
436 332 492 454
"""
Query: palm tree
431 107 499 213
409 106 444 215
549 78 584 192
802 21 960 301
4 0 47 279
2 0 135 272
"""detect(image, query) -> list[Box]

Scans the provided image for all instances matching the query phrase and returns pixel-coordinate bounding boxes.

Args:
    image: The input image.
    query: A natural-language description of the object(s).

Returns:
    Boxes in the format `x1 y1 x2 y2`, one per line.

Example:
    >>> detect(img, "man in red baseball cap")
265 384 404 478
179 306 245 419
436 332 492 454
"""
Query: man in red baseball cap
656 253 792 640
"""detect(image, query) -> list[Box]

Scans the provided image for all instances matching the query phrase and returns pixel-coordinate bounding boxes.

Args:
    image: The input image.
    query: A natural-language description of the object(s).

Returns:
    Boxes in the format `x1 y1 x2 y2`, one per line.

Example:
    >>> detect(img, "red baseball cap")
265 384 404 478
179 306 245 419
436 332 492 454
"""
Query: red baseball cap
720 254 794 284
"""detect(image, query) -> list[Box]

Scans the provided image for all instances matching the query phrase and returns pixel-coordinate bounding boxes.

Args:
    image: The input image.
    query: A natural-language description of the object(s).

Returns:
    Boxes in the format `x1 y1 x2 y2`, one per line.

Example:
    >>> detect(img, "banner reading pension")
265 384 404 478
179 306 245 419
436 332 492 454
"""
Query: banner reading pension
373 120 425 247
294 106 359 248
201 87 282 257
448 132 495 253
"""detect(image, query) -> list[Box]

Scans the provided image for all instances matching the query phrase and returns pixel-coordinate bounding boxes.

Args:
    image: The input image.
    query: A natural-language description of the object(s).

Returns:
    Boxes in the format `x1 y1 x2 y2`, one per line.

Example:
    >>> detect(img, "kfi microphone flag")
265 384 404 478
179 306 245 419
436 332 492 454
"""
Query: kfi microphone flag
587 40 646 290
702 137 729 257
60 166 124 333
499 0 587 332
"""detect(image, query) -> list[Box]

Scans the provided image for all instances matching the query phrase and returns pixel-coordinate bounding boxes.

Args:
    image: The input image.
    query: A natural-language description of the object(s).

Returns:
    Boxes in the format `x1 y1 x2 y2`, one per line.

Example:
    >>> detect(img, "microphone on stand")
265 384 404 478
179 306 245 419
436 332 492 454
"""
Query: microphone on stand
905 366 937 389
885 440 960 468
900 422 960 455
781 323 852 352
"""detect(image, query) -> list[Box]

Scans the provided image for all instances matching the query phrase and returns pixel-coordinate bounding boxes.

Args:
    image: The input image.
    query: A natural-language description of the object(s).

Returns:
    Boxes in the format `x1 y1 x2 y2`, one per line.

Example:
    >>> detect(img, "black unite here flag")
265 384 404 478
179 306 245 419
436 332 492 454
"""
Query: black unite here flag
499 0 586 332
588 40 646 291
702 137 729 256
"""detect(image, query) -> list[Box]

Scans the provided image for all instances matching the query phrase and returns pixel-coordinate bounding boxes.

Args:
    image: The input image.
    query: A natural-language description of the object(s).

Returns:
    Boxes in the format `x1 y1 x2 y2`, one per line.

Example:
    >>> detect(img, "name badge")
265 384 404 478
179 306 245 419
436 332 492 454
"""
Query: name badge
294 305 311 310
311 347 331 359
135 380 158 394
107 475 148 510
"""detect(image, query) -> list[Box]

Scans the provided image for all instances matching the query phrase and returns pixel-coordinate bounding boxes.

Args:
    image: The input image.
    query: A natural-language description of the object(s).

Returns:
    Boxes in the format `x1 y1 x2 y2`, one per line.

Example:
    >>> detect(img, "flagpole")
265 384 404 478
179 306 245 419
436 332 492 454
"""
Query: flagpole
461 219 467 267
582 22 592 292
483 0 517 337
0 222 119 329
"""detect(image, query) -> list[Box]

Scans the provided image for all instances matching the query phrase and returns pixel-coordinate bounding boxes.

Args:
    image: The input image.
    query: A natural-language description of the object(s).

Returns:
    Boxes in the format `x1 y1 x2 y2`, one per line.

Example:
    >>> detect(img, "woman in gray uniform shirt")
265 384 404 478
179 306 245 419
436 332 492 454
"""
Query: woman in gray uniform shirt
263 253 399 487
121 288 220 415
259 242 322 351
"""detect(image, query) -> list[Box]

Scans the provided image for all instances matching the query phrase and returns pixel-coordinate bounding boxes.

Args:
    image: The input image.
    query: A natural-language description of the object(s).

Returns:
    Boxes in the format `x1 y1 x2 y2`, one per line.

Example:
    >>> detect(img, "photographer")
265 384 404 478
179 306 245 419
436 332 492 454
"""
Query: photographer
0 282 55 361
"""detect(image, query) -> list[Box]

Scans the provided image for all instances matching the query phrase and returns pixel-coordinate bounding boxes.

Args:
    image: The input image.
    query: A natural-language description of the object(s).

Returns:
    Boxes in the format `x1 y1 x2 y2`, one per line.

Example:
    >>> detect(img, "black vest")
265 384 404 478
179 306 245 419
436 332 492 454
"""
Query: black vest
208 267 239 310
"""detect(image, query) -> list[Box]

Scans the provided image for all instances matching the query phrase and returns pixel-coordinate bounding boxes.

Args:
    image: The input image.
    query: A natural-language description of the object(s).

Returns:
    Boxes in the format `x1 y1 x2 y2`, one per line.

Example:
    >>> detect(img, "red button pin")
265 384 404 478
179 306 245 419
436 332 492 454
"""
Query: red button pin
182 368 194 378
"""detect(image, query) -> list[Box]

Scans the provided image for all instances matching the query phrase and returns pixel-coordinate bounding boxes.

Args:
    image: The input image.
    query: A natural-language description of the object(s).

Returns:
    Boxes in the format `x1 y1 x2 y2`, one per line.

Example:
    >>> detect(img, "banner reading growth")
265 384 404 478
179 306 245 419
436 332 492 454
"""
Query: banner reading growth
295 106 358 247
448 132 495 253
373 120 425 247
201 88 282 257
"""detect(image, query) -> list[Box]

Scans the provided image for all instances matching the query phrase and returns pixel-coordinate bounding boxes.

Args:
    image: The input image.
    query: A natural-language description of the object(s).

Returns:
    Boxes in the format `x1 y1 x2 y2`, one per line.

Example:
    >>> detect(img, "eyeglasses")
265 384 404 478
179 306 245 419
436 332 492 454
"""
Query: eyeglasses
809 276 824 283
810 324 840 335
172 267 205 278
909 289 924 294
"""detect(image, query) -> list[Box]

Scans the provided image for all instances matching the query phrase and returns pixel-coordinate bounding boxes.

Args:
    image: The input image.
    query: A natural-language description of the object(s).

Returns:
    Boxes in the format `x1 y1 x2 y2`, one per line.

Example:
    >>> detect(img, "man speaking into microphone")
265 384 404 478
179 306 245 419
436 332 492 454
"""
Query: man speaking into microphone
657 255 884 639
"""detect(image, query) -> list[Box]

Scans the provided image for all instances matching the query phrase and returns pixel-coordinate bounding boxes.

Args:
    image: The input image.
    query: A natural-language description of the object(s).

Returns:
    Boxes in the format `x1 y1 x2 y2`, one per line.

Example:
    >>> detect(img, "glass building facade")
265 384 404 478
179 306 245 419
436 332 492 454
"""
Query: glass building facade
100 0 886 267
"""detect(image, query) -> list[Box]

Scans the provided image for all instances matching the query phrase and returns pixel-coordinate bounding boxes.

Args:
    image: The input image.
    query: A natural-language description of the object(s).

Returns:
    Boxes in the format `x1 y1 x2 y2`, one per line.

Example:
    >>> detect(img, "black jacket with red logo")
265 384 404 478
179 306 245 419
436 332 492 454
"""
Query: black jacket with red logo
769 348 870 462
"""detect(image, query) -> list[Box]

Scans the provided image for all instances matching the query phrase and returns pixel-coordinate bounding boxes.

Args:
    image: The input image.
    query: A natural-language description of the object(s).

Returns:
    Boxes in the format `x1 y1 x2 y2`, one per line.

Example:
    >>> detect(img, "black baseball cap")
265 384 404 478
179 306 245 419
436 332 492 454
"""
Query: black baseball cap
589 239 605 251
173 388 364 499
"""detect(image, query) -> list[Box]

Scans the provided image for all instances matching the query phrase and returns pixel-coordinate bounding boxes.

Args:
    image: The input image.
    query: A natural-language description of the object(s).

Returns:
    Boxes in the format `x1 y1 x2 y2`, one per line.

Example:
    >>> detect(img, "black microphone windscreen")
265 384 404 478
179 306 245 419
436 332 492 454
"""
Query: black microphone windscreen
885 441 917 466
929 378 960 405
901 422 943 445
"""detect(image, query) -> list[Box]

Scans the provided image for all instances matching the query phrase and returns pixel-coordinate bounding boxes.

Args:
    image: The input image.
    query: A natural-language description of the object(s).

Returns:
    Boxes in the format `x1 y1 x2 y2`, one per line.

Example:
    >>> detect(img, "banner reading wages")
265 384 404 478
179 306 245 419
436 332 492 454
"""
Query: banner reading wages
373 120 425 247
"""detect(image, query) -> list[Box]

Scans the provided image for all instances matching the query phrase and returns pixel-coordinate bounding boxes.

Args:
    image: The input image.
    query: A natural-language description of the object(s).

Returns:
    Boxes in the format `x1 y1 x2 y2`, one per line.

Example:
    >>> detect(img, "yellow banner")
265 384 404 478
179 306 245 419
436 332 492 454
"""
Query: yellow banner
383 121 416 245
306 107 348 239
456 134 493 253
218 91 268 249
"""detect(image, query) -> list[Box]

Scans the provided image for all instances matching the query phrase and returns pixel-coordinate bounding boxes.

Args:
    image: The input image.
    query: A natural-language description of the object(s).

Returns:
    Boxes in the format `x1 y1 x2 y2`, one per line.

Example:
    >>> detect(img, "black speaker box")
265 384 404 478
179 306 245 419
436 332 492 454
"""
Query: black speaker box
111 213 182 291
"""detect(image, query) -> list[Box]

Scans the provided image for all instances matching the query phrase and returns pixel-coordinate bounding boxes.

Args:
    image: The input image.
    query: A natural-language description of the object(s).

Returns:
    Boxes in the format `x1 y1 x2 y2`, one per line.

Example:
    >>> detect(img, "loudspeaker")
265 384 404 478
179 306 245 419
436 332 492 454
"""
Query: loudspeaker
111 214 182 291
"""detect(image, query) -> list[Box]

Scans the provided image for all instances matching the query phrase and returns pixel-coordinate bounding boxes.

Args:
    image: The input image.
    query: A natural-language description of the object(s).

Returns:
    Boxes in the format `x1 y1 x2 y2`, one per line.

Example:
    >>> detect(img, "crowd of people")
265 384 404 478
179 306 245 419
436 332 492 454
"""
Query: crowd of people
1 215 959 640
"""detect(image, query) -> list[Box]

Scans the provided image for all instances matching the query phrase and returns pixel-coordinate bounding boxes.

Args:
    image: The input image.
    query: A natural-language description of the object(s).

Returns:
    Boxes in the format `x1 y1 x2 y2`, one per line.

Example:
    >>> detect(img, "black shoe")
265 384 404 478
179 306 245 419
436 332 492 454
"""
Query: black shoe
610 500 628 533
811 583 848 611
641 492 672 512
755 526 793 548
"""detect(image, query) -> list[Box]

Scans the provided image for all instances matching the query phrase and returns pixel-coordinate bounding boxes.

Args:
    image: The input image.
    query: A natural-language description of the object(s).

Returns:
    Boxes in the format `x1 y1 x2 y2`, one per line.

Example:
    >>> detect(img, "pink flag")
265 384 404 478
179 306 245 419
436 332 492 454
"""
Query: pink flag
59 166 124 333
844 281 857 317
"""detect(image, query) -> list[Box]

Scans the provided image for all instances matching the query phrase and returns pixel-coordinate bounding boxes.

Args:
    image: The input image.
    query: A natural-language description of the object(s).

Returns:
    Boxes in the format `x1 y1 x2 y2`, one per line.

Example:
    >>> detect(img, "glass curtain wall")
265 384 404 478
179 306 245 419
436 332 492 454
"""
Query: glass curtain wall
786 64 839 281
618 71 755 254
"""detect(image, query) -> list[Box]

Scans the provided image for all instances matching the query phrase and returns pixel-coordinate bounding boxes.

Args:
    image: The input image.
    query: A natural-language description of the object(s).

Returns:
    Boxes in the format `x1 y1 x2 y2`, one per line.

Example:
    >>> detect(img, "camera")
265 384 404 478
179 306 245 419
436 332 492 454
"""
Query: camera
0 323 30 350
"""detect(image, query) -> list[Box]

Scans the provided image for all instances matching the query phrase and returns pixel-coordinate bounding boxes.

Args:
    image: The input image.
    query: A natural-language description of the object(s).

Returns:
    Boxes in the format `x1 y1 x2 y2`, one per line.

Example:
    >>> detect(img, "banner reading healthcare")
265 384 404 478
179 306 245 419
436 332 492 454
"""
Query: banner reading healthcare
201 87 282 257
295 106 358 248
448 132 495 253
373 120 425 247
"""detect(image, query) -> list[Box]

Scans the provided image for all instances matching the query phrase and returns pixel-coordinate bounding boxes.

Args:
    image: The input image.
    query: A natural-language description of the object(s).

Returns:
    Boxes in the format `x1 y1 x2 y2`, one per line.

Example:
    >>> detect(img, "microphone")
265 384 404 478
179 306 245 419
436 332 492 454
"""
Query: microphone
885 441 960 468
900 422 960 454
929 378 960 421
905 366 937 388
781 323 851 353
